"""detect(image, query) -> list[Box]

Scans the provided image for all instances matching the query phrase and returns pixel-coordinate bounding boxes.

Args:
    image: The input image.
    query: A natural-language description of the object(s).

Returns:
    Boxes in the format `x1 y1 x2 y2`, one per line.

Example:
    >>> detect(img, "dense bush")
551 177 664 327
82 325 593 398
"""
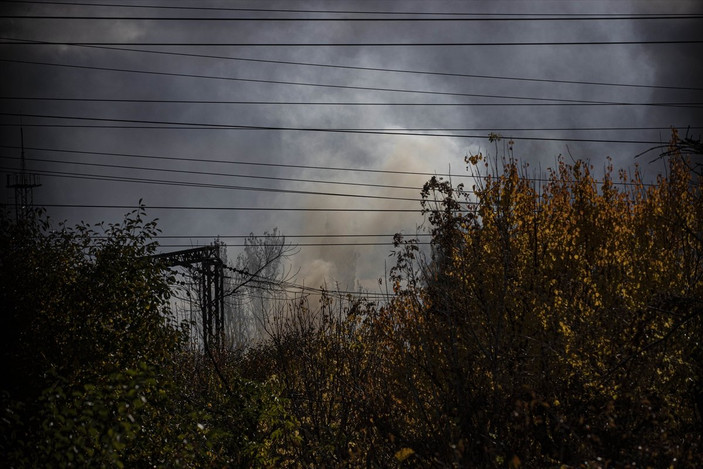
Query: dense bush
0 208 217 467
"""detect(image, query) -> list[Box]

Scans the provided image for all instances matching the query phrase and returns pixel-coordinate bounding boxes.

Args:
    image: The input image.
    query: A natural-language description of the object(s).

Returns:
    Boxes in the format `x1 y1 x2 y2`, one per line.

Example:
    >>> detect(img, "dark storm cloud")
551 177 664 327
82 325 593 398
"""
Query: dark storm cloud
1 0 701 291
632 2 703 141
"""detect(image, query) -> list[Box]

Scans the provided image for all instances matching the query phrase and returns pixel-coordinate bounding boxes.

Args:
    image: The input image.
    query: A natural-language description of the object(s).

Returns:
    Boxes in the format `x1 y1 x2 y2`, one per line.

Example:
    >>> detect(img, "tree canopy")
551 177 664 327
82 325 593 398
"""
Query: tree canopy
1 137 701 467
374 147 702 466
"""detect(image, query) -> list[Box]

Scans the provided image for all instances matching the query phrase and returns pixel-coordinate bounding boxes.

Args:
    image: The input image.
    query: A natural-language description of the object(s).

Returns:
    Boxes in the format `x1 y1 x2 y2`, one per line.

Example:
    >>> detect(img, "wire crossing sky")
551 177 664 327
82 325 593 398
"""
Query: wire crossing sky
1 0 701 292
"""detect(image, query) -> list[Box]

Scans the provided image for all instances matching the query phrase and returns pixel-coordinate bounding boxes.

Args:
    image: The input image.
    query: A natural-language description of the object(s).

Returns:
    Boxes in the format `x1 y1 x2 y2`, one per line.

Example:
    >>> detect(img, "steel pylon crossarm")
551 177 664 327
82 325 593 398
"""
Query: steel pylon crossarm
152 245 225 350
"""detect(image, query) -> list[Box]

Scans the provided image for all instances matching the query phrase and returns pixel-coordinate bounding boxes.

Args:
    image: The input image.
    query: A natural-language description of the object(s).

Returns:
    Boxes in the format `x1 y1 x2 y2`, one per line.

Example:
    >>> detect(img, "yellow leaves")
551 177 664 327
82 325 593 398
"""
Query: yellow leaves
465 152 483 166
552 290 564 308
558 321 572 338
377 147 701 463
591 291 603 309
394 447 415 462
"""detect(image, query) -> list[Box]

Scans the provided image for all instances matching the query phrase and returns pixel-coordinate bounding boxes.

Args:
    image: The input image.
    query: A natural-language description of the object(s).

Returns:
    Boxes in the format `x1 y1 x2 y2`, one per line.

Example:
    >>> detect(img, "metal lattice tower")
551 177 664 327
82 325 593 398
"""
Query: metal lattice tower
153 244 225 351
6 128 41 221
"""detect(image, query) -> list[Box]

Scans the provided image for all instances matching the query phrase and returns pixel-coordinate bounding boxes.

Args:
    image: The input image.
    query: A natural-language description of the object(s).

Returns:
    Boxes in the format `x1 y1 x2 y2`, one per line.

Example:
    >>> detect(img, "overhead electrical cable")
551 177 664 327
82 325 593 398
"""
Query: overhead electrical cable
0 145 663 185
3 39 701 46
33 204 445 213
5 14 703 21
110 233 432 239
172 270 392 300
2 155 422 191
0 113 673 144
155 242 430 248
3 0 698 17
0 165 654 191
0 163 655 192
2 95 699 108
228 271 391 302
2 124 694 132
0 144 470 178
2 61 696 107
218 276 391 300
0 166 424 203
2 39 699 92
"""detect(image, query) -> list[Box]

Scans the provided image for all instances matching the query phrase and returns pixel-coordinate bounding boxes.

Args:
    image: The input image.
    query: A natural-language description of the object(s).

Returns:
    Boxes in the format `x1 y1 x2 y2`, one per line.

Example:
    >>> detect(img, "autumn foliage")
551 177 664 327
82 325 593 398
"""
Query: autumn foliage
1 134 701 467
372 144 702 466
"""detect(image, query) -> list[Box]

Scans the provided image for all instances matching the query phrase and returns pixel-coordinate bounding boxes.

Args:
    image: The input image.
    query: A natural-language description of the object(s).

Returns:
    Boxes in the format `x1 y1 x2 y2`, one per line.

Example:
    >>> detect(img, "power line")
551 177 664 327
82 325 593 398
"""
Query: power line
3 40 699 92
3 61 695 107
0 144 667 186
3 158 658 191
5 15 703 21
5 124 695 143
95 233 432 239
155 242 430 247
5 159 656 191
2 124 694 133
3 96 700 108
0 113 672 144
0 165 424 203
0 160 657 192
0 144 467 178
0 129 669 188
35 204 435 213
221 266 392 300
3 155 423 191
228 282 391 301
173 268 392 300
3 39 701 46
3 0 697 18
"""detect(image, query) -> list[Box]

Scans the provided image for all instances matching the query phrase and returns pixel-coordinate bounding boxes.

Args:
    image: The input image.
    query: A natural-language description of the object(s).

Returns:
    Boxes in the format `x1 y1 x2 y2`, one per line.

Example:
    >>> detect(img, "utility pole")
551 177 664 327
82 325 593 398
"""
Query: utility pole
6 128 41 221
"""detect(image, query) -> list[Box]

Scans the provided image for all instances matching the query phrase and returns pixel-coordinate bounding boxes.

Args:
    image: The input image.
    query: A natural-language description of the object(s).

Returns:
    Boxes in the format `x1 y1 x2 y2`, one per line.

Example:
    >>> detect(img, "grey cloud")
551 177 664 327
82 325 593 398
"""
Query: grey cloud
1 0 701 292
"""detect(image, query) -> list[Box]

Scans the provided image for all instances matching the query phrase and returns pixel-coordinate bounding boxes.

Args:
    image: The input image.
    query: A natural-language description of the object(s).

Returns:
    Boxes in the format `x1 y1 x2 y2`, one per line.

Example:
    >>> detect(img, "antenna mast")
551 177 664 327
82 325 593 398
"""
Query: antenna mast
6 125 41 221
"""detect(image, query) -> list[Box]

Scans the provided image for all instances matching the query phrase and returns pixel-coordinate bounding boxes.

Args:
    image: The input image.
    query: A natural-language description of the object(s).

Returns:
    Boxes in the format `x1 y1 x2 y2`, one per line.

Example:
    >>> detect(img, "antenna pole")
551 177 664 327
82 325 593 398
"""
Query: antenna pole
6 123 41 221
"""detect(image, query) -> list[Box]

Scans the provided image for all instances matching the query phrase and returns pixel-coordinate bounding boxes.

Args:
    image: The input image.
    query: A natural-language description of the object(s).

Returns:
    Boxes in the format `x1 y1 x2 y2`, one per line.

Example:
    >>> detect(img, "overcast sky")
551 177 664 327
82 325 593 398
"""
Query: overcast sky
1 0 702 293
